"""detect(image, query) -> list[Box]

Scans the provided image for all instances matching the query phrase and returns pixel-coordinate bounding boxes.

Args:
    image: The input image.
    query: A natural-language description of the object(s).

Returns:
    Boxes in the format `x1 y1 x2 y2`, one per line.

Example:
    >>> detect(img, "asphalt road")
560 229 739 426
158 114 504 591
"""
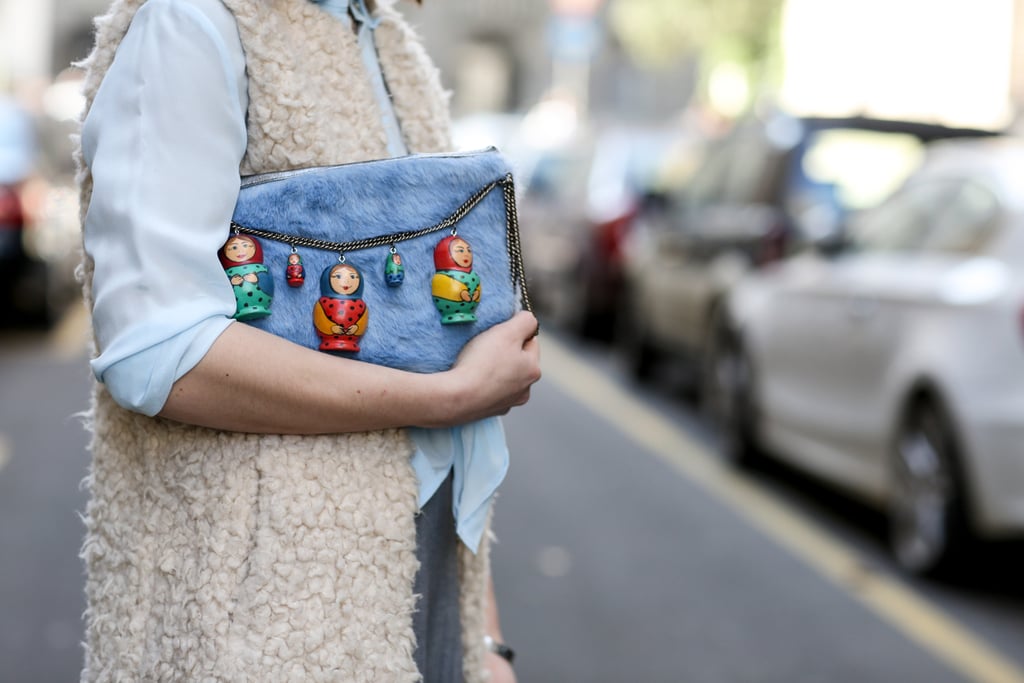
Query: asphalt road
1 310 1022 682
0 315 92 683
495 334 1024 683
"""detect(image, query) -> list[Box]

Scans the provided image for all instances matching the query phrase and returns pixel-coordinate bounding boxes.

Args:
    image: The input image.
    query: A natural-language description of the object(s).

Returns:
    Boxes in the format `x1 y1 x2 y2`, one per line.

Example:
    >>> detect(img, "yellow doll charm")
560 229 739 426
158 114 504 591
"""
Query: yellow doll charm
431 234 481 324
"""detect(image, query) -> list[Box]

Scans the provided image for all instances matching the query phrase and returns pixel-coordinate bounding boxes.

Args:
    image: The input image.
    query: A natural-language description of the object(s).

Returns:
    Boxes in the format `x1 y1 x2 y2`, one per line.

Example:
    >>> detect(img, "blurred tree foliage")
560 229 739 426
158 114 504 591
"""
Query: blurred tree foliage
608 0 785 93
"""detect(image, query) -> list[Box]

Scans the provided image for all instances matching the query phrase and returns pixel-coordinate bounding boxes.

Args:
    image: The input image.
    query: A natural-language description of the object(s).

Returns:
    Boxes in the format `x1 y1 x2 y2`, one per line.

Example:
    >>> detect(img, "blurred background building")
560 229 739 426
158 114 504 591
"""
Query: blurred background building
5 0 1024 128
0 0 98 89
4 0 1024 326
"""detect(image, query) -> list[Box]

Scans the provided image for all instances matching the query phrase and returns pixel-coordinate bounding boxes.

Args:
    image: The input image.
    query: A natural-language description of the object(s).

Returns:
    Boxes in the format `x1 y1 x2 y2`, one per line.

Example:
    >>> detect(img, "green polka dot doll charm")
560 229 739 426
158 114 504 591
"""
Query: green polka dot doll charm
431 233 481 324
219 233 274 321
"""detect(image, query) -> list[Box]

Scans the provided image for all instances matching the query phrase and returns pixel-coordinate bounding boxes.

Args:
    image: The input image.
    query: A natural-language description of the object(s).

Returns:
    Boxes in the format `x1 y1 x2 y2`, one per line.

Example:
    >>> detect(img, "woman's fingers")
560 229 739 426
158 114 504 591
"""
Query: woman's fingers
447 312 542 422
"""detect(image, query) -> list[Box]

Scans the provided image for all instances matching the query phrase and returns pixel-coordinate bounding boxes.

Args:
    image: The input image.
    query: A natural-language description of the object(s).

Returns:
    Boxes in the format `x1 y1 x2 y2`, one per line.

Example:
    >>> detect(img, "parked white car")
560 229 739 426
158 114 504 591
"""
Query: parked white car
715 136 1024 575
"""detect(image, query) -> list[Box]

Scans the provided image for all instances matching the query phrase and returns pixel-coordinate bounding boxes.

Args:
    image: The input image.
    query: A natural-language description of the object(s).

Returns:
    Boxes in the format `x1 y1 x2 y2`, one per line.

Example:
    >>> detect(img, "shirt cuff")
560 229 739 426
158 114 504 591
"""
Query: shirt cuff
92 316 233 416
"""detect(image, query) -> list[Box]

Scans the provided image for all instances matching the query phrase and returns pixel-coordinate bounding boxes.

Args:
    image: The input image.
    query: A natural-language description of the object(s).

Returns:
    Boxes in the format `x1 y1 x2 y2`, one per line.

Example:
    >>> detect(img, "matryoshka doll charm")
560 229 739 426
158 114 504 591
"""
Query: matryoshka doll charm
431 233 481 324
385 246 405 287
285 247 305 287
219 233 274 321
313 260 368 353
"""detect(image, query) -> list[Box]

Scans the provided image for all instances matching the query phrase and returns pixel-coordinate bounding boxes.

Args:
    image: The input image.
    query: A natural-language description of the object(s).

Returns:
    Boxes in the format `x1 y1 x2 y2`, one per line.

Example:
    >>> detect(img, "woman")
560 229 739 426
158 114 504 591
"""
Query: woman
76 0 539 680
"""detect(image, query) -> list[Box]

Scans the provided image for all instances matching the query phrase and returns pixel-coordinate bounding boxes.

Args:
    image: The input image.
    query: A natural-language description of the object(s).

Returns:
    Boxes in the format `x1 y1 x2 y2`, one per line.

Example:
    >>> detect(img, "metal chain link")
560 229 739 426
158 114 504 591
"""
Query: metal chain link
230 178 501 253
231 174 533 313
501 175 533 313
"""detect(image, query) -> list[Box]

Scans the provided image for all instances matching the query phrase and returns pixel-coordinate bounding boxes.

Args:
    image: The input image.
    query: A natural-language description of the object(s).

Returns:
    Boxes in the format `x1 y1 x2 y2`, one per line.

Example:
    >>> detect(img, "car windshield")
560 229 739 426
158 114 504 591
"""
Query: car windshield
523 145 592 200
782 127 927 241
587 129 687 217
848 177 1002 255
795 129 926 211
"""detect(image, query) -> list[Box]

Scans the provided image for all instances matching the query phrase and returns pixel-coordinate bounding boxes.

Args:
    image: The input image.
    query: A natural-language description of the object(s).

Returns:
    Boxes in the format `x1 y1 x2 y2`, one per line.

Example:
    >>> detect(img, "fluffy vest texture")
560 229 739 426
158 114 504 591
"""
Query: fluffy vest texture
75 1 491 681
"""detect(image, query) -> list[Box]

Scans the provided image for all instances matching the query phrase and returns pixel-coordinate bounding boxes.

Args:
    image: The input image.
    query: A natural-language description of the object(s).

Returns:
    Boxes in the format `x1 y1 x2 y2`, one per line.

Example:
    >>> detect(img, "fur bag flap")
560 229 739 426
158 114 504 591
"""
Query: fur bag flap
229 148 528 373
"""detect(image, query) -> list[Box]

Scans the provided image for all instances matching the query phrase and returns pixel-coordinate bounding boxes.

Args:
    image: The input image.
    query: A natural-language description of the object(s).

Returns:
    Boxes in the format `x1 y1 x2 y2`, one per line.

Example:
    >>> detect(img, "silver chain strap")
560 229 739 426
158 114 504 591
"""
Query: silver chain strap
230 175 532 312
501 176 531 313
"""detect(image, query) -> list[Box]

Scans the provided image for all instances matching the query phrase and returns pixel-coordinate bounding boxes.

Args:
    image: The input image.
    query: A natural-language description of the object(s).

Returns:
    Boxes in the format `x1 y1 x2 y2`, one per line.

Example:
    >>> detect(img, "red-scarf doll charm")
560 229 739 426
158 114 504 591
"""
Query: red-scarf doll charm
285 247 305 287
431 234 481 324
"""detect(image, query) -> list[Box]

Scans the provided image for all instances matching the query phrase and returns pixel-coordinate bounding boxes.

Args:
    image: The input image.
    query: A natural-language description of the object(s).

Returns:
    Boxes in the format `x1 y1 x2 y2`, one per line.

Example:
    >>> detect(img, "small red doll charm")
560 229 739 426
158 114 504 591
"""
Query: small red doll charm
313 261 368 353
286 249 305 288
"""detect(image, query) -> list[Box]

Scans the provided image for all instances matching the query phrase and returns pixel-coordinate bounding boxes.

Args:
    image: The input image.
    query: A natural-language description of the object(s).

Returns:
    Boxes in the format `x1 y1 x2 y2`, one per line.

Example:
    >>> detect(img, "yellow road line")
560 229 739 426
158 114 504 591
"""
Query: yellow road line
541 336 1024 683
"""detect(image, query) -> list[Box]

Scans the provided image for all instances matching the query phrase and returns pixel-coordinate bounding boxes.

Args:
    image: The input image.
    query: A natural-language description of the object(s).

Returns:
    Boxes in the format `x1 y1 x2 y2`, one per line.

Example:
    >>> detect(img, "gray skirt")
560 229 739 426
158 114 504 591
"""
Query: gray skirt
412 472 465 683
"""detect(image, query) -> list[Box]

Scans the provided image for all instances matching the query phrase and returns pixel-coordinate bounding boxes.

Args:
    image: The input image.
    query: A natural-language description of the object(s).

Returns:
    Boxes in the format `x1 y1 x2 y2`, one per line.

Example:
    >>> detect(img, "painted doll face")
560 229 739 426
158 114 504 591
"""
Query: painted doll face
329 264 361 295
449 238 473 269
224 236 257 263
288 253 300 265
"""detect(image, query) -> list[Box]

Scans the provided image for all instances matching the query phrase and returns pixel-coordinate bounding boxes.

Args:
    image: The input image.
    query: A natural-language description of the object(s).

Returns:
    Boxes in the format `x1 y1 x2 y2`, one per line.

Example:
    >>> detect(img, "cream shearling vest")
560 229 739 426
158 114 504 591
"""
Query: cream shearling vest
75 1 491 681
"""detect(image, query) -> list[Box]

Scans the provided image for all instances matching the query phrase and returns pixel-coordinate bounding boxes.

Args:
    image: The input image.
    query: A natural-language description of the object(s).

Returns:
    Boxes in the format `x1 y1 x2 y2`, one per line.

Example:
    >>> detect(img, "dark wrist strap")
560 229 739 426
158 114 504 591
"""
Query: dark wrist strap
484 634 515 664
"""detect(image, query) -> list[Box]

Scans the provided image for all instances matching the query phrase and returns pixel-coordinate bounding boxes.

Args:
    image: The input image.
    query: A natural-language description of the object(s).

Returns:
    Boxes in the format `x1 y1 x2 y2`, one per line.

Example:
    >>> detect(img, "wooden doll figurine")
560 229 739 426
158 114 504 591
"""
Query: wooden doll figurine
313 261 368 353
219 234 274 321
385 249 405 287
431 235 481 324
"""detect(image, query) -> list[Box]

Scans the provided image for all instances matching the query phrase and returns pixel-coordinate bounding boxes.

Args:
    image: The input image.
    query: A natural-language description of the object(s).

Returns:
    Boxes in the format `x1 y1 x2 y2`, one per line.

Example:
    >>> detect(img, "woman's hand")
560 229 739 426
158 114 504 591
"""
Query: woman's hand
440 311 541 425
482 573 517 683
485 651 517 683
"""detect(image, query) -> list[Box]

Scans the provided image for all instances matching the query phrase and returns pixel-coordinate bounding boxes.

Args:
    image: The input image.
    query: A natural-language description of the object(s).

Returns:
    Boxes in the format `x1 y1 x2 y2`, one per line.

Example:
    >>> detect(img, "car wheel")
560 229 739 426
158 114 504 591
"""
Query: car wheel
619 299 659 381
889 400 972 576
8 259 56 328
545 262 586 334
705 321 761 467
575 288 607 342
569 280 601 340
574 260 622 343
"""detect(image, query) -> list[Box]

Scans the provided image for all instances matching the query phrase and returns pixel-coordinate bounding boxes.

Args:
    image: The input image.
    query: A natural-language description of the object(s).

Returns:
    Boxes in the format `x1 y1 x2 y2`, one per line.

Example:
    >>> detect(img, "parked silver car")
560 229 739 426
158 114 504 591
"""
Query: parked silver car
620 112 997 397
715 136 1024 575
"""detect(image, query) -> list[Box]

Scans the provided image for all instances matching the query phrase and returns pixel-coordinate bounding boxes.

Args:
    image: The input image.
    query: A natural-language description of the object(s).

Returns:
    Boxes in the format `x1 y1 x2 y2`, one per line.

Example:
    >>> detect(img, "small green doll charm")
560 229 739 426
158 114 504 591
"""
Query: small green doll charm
385 246 405 287
219 233 274 321
431 234 481 324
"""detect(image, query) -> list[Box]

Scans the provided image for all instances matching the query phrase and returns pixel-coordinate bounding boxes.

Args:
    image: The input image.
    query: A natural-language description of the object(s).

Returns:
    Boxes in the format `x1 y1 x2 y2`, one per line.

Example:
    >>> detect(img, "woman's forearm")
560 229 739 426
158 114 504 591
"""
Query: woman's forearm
484 572 517 683
158 311 541 434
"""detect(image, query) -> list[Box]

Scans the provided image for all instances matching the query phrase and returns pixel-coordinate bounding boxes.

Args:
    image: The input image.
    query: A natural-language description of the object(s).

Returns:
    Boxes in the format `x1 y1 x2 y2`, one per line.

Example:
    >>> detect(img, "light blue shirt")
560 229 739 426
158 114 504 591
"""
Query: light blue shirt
81 0 506 552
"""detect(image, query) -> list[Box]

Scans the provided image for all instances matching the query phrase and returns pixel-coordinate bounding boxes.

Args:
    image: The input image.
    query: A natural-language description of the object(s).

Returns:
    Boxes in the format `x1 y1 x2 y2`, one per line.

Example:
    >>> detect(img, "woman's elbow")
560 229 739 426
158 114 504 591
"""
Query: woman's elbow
93 359 170 417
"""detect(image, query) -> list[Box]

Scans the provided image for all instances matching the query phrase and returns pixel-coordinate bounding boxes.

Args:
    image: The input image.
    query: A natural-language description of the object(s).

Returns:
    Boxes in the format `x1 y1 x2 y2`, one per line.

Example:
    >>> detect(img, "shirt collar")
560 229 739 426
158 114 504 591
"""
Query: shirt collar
310 0 381 27
309 0 349 16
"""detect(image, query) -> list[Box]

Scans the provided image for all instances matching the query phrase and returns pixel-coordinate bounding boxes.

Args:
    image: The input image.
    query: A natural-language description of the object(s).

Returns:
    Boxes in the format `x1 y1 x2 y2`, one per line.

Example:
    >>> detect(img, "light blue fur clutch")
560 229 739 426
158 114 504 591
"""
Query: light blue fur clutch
228 148 530 373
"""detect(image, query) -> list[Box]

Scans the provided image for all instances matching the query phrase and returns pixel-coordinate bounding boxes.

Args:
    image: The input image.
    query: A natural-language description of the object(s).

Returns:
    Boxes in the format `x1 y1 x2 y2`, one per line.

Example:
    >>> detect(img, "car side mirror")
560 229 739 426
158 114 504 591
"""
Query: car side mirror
812 228 849 258
793 200 847 257
639 188 673 215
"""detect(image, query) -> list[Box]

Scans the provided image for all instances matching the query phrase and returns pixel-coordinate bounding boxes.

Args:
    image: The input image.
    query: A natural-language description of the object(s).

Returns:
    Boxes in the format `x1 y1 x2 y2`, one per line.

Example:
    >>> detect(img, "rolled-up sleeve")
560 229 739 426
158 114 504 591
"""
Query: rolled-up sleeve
82 0 249 415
